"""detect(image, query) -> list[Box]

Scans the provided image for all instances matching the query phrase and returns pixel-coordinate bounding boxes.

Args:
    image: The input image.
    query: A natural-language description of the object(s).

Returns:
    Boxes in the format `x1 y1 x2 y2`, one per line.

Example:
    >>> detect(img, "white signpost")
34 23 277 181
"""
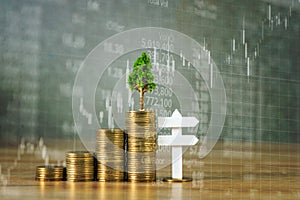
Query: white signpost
158 109 199 182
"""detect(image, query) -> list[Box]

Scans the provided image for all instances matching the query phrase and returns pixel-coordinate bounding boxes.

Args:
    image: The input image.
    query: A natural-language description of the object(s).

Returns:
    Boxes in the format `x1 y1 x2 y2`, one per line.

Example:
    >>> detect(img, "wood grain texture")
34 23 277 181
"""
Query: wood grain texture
0 140 299 199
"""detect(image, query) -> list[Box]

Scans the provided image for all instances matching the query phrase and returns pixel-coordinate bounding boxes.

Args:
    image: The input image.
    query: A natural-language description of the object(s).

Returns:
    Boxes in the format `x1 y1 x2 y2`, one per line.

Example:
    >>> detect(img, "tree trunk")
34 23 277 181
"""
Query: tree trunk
139 88 144 111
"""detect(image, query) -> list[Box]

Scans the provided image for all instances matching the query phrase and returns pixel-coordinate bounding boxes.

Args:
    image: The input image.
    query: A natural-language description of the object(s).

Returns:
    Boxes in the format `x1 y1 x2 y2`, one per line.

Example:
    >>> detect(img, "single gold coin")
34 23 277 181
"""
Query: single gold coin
162 177 193 182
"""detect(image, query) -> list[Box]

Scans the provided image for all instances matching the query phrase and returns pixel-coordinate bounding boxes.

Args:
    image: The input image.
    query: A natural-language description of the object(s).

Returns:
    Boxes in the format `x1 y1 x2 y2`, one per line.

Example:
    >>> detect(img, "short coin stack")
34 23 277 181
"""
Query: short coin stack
96 129 125 181
35 166 66 181
126 110 157 182
66 151 94 182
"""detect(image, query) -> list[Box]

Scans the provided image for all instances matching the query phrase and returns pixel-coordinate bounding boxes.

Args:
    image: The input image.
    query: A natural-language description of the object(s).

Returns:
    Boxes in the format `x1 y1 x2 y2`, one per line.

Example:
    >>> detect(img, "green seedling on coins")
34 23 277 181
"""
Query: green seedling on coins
127 52 156 110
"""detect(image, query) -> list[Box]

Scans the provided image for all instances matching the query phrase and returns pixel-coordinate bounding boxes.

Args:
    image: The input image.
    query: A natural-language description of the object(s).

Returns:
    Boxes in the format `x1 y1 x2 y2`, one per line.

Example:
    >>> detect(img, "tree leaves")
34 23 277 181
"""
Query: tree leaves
127 52 156 93
128 52 156 110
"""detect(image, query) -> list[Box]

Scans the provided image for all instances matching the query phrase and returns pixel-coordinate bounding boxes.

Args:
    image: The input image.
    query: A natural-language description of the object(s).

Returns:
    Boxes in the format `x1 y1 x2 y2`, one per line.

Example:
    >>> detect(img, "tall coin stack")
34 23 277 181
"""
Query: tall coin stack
66 151 95 181
126 110 157 182
35 166 66 181
96 129 125 181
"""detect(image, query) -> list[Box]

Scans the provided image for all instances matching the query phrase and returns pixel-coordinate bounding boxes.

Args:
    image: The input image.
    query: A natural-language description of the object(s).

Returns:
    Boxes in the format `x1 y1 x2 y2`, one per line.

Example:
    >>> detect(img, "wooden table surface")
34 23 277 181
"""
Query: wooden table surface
0 139 299 199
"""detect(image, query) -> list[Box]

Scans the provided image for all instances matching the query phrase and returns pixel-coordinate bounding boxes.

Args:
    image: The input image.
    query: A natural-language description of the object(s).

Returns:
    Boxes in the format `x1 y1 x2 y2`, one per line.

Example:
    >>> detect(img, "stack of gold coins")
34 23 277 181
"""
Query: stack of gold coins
96 129 125 181
66 151 94 182
126 110 157 182
35 166 66 181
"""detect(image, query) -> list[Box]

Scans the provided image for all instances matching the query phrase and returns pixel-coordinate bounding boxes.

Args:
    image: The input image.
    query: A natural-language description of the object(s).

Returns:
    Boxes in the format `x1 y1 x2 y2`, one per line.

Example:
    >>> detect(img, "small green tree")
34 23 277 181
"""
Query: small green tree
128 52 156 110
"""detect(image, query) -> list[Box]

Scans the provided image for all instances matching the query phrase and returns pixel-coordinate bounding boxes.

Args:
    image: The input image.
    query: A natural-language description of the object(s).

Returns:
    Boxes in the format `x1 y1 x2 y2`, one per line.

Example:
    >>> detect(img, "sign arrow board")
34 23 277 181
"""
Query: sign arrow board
158 116 199 128
158 134 198 146
157 109 199 180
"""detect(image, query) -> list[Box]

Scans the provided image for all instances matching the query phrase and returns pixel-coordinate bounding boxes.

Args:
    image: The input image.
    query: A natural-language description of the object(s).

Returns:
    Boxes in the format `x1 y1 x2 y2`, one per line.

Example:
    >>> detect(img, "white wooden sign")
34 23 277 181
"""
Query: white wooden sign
158 109 199 180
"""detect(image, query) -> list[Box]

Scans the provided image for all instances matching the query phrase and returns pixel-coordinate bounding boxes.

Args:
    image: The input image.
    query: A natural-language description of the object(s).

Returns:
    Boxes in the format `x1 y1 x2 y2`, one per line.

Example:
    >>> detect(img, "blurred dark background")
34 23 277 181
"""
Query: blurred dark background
0 0 299 147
